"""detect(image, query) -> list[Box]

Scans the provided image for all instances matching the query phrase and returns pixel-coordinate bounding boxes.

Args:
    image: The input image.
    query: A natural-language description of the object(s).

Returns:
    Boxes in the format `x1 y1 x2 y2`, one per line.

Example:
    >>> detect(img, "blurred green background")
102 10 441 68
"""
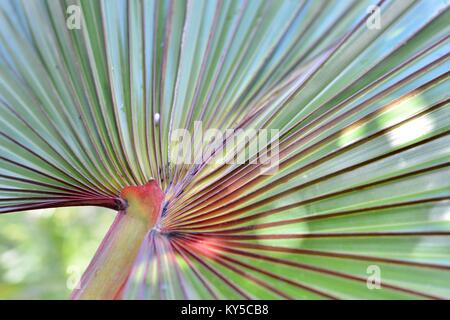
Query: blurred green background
0 207 114 299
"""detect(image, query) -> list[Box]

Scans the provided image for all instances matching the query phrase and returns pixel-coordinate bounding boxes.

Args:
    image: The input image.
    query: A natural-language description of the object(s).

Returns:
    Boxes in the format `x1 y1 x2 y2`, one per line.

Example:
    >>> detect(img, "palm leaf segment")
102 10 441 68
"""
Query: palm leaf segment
1 0 450 299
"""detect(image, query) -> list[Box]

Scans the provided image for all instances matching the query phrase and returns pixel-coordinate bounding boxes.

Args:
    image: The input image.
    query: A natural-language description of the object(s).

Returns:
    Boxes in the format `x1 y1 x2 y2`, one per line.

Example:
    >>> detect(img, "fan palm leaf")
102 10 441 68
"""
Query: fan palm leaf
1 0 450 299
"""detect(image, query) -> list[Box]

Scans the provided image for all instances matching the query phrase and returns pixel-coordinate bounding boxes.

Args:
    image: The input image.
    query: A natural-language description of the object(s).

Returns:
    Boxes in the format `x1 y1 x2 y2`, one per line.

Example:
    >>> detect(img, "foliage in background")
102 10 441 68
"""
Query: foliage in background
0 208 112 299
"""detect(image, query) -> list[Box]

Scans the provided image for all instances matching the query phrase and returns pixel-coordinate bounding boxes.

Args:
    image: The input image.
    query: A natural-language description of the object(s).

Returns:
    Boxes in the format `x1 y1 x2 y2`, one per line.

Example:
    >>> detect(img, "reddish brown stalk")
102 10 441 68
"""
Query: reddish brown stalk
71 180 164 300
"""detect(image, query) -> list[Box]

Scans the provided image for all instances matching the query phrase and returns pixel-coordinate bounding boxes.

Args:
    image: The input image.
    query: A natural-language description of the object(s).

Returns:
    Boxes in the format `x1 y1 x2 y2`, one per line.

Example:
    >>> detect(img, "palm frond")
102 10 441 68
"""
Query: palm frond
1 0 450 299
